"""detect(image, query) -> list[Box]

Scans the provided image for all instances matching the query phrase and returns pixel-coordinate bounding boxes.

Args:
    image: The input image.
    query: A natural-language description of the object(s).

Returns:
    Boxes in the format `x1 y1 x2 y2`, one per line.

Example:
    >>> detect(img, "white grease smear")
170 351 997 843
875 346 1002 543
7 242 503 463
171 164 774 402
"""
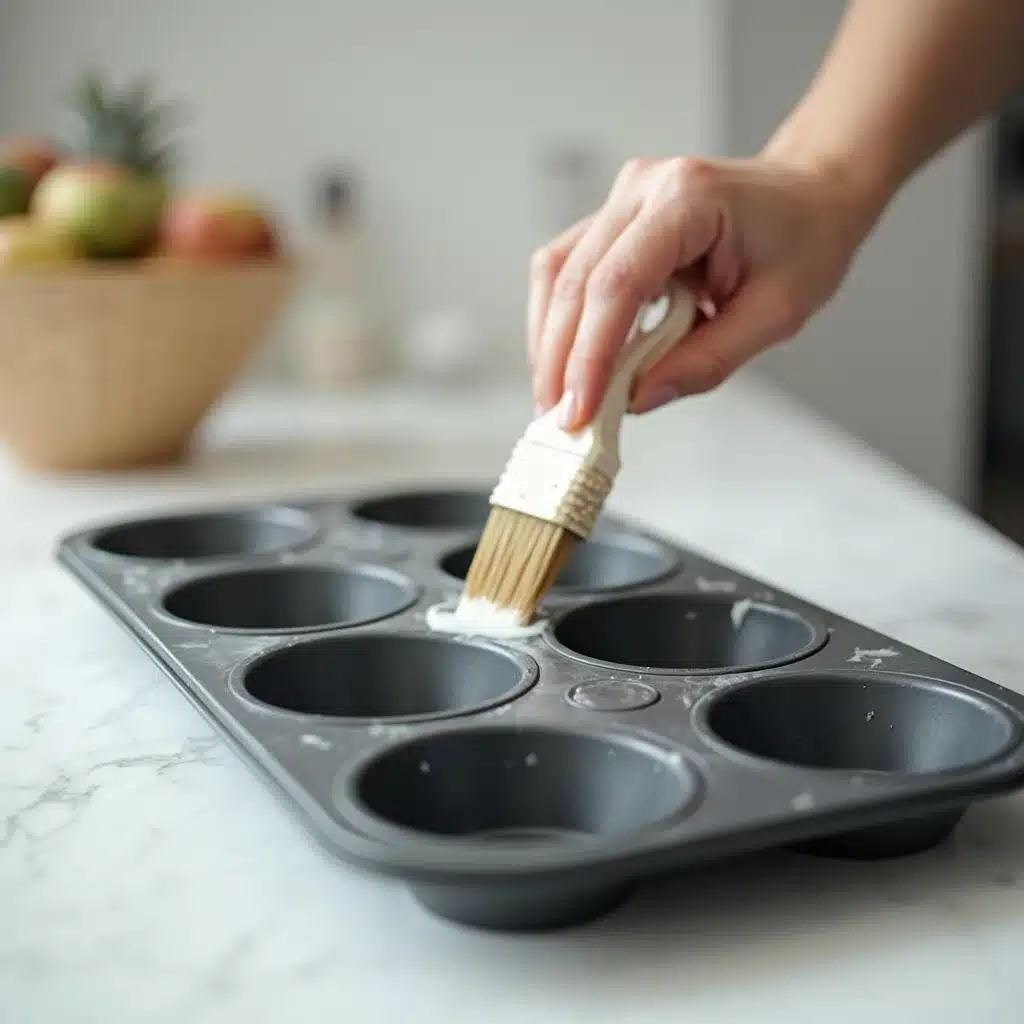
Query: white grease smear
454 596 527 628
696 576 737 594
300 734 332 751
848 647 900 669
426 600 548 639
524 752 539 767
791 792 815 812
730 598 754 630
711 672 755 687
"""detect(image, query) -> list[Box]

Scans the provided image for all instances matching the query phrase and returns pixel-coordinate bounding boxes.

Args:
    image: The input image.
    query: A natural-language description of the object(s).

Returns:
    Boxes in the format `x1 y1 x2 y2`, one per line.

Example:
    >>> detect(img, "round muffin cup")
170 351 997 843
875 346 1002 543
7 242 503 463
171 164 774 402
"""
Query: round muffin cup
89 506 317 562
696 671 1022 859
350 489 493 531
160 564 418 633
440 531 677 595
239 633 537 724
549 593 826 674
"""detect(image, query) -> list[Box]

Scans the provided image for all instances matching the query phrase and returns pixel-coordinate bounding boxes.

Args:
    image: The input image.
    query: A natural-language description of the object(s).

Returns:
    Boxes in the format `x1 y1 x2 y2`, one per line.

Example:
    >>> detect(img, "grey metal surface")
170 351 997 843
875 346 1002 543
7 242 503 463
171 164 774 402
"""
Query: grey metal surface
56 486 1024 932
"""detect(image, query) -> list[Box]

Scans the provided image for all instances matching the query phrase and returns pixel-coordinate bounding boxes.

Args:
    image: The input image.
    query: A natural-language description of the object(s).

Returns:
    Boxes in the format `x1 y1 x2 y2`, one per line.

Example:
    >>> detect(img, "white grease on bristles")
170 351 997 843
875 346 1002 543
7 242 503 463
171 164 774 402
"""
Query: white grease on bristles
458 506 577 627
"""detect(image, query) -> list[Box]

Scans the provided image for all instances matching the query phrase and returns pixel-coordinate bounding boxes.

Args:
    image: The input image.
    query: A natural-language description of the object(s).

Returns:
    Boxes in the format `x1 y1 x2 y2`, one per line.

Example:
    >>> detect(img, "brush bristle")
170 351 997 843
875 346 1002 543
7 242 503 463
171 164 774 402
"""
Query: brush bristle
458 507 578 626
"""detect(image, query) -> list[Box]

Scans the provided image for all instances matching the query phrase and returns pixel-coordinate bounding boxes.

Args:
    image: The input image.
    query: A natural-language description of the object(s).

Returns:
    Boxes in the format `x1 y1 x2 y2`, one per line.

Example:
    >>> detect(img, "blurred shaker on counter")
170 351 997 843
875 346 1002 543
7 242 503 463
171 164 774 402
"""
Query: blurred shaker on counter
291 168 376 389
398 305 481 388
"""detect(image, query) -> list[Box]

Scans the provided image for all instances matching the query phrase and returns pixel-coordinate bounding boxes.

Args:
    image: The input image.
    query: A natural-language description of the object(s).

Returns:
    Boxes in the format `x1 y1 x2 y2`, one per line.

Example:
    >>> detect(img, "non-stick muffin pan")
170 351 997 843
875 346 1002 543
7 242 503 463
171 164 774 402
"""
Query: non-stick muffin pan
57 486 1024 931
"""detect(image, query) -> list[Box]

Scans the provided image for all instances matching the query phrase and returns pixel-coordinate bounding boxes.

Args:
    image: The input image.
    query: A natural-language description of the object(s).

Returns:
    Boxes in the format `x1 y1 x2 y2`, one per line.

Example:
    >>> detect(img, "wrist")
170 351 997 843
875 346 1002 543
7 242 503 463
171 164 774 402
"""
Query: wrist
761 115 899 242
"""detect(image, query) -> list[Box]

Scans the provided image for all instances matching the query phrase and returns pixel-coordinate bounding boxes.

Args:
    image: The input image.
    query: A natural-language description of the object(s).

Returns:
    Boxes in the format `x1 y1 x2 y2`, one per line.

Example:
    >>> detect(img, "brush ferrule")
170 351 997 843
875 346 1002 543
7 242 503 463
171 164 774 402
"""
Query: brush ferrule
489 436 611 539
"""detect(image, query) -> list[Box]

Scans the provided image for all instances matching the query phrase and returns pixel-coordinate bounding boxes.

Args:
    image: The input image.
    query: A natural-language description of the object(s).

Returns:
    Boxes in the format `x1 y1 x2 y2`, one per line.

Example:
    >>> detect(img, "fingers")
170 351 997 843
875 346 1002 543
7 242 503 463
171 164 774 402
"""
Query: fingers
704 214 744 305
630 274 808 413
533 194 642 412
558 206 682 427
527 216 591 372
529 155 747 425
557 162 724 427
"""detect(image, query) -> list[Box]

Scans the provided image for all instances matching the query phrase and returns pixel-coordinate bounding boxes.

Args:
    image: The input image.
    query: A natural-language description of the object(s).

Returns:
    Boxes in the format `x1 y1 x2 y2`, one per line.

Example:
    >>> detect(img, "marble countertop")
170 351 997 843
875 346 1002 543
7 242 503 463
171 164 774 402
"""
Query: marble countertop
3 373 1024 1024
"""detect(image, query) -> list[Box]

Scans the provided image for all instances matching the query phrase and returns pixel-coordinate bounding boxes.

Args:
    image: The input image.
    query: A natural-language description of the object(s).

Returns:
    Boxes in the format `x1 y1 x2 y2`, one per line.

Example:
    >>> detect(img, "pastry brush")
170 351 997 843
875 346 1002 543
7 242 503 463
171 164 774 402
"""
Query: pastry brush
456 276 698 628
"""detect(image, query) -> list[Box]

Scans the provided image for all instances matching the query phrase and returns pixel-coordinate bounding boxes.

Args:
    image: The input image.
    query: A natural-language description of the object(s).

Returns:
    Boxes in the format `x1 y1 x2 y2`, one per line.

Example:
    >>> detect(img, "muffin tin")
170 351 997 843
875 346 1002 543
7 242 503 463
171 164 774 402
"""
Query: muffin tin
57 486 1024 932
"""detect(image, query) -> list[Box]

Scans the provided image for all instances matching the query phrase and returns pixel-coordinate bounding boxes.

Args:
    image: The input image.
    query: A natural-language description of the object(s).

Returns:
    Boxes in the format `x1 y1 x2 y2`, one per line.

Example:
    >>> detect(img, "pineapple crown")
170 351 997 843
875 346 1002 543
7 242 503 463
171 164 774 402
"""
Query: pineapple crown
64 70 185 180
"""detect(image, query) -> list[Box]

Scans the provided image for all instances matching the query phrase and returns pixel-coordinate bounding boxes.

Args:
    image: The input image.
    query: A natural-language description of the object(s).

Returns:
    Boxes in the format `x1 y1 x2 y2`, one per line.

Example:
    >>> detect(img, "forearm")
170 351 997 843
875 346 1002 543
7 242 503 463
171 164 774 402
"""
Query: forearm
764 0 1024 227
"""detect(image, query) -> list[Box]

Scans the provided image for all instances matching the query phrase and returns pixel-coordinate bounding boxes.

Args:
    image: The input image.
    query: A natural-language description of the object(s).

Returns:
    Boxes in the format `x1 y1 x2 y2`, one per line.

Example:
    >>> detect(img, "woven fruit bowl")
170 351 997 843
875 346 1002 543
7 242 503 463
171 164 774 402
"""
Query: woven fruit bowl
0 257 294 471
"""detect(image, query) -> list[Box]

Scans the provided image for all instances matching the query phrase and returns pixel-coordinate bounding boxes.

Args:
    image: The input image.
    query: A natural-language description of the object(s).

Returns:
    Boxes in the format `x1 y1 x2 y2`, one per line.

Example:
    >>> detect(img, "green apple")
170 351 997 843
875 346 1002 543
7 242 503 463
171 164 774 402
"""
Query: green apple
31 162 165 258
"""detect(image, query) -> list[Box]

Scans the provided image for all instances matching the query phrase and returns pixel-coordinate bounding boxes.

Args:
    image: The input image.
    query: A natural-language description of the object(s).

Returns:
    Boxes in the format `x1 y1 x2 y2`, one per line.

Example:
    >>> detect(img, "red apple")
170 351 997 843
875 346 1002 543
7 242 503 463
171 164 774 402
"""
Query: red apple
160 193 277 261
0 137 60 191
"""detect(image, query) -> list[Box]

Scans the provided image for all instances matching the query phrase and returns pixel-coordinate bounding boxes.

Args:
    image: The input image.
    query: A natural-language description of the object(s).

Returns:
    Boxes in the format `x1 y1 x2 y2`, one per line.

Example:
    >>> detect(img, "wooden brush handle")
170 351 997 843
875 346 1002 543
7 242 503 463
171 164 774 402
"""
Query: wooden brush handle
587 277 699 466
507 277 700 521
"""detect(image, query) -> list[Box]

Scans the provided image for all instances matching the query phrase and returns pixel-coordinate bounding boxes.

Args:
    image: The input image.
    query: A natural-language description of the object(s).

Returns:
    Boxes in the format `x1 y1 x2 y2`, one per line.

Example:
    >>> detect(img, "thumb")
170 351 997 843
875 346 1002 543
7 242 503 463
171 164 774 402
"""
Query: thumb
630 274 806 411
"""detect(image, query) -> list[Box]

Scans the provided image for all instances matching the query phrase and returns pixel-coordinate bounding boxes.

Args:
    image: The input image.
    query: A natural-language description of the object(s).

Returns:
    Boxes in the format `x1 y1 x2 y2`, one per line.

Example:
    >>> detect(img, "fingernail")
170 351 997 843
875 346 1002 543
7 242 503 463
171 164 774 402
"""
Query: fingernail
534 402 545 418
631 384 678 415
556 389 578 429
697 294 717 319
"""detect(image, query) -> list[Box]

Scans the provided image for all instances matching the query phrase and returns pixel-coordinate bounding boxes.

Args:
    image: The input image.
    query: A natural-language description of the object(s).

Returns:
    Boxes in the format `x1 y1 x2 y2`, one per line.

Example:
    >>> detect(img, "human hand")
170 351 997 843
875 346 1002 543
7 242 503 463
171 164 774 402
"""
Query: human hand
528 155 877 429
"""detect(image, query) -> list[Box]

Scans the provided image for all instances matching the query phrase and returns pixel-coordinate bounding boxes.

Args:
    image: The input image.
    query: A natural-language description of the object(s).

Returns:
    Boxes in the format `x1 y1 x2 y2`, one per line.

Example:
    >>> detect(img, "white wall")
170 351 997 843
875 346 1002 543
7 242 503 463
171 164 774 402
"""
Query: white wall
0 0 722 372
724 0 987 503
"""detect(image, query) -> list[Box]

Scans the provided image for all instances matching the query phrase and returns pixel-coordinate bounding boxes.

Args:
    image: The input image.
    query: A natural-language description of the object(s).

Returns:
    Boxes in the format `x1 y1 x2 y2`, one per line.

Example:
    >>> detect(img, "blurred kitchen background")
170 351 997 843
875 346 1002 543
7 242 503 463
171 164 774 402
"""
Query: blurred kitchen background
0 0 1019 544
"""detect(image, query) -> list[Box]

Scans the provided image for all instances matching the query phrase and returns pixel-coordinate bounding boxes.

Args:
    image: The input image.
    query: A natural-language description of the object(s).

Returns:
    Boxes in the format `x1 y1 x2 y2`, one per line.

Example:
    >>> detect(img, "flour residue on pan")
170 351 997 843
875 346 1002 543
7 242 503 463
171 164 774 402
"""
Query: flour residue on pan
848 647 900 669
425 600 548 639
300 733 332 751
791 792 815 812
730 598 754 630
696 576 737 594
